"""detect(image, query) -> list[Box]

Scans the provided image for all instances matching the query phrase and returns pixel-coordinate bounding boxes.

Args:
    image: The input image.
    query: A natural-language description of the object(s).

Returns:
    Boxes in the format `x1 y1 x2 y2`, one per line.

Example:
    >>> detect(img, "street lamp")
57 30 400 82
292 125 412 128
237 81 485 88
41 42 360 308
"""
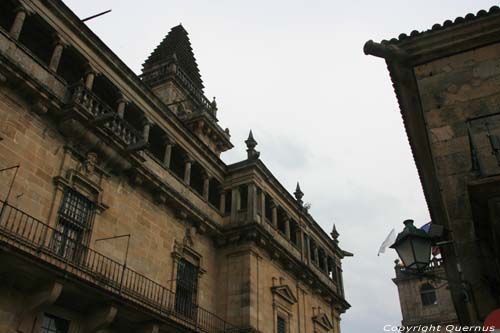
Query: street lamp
390 219 433 272
390 220 483 323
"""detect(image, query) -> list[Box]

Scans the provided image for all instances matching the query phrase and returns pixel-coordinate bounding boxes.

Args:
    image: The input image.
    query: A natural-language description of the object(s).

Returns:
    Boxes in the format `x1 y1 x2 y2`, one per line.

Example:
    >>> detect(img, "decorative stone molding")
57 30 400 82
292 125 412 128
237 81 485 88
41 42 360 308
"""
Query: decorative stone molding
171 239 206 276
53 147 109 213
312 309 334 332
271 284 298 306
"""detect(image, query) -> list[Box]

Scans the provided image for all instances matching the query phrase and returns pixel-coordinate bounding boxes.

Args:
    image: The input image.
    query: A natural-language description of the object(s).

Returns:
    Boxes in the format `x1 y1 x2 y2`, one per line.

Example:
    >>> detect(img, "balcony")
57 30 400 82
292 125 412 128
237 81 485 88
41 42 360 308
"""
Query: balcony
67 83 144 149
0 200 237 333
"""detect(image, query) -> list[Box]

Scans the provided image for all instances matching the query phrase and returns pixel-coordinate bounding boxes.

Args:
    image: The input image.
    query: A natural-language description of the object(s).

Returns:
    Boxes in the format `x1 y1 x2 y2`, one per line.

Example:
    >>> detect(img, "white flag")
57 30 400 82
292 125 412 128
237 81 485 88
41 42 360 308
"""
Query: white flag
378 228 396 256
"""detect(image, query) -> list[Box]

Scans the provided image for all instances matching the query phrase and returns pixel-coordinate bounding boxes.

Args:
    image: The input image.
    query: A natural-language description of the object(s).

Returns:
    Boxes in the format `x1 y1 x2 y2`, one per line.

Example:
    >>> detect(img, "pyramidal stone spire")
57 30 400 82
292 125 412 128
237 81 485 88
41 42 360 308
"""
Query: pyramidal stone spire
294 182 304 205
142 24 203 90
245 130 260 160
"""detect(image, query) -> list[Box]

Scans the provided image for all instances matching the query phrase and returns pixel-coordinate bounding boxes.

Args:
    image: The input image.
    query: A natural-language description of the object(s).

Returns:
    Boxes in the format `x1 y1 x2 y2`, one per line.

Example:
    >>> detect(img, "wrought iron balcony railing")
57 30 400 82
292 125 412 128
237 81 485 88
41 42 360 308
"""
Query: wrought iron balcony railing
468 112 500 178
0 200 236 333
68 83 144 149
395 258 444 278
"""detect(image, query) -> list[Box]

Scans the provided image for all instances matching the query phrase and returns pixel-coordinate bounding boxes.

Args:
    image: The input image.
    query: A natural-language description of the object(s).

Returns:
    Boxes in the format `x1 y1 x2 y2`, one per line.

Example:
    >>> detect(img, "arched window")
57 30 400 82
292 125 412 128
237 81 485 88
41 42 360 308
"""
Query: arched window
420 283 437 306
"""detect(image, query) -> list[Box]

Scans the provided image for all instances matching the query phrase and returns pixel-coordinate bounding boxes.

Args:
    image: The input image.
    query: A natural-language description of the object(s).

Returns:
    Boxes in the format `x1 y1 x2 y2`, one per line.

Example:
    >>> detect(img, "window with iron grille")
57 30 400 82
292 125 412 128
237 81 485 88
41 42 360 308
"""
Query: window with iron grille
52 189 94 260
420 283 437 306
277 315 286 333
41 313 69 333
175 258 198 320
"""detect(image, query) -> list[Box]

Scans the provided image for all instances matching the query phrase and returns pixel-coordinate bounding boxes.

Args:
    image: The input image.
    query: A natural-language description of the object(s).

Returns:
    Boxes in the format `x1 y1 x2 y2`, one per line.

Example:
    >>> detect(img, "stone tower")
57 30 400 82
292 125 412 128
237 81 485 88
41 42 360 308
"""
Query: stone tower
393 258 458 332
141 24 232 156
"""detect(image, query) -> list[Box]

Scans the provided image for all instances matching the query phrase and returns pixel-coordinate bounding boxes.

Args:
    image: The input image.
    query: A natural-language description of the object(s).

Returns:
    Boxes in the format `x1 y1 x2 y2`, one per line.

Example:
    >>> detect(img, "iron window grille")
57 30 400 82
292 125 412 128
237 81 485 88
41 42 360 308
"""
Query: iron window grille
175 258 199 320
41 313 70 333
52 189 94 261
277 315 286 333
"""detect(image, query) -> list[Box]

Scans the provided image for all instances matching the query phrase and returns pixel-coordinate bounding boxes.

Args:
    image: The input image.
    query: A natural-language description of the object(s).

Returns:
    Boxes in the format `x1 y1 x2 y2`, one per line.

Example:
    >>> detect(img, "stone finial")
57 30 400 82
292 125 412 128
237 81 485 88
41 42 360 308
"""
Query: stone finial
245 130 260 160
294 182 304 205
211 96 217 109
331 224 339 241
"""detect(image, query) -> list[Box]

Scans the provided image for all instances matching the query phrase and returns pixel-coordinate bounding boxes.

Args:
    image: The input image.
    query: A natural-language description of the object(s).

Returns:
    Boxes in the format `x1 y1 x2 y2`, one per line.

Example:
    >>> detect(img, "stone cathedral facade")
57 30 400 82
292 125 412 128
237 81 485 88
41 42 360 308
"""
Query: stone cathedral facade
0 1 350 333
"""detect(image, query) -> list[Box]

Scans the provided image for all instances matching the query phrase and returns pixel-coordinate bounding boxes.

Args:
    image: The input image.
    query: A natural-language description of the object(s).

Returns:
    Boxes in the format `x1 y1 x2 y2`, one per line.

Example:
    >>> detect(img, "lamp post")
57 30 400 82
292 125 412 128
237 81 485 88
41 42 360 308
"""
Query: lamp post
390 219 482 323
390 219 433 272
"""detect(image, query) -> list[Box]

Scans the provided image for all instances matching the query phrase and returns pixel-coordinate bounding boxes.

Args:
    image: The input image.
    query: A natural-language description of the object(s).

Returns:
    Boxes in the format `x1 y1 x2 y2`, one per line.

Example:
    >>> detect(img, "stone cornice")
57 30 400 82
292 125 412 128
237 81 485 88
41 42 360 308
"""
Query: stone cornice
217 222 350 312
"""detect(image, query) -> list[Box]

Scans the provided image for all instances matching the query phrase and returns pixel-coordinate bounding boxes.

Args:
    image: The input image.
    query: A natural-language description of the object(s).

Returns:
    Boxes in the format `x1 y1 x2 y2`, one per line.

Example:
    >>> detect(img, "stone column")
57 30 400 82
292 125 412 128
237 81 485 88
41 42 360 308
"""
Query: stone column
48 37 66 72
304 234 310 262
163 138 174 168
284 216 291 239
260 191 266 219
116 97 128 118
338 267 344 296
247 183 257 223
84 69 96 90
271 201 278 228
142 118 153 142
230 188 238 222
183 157 193 185
219 190 226 214
10 7 28 40
202 172 210 200
296 228 303 249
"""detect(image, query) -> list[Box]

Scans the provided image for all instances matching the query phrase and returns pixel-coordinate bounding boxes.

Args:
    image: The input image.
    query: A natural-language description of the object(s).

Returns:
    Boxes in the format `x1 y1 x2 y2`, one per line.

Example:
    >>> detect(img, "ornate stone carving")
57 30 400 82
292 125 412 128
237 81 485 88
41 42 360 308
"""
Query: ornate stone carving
81 152 98 175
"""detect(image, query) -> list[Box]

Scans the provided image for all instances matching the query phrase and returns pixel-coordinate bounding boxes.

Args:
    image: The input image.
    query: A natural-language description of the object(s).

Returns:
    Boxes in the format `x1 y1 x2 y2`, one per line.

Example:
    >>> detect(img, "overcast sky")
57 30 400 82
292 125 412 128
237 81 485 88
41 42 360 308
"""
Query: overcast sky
64 1 498 331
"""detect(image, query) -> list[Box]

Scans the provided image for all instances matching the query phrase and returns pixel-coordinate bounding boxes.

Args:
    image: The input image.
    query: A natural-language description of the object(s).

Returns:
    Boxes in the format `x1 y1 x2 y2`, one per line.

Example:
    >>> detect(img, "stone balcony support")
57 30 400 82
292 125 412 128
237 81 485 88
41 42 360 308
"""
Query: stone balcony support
135 323 160 333
48 38 66 72
84 304 118 333
17 281 63 333
10 6 28 40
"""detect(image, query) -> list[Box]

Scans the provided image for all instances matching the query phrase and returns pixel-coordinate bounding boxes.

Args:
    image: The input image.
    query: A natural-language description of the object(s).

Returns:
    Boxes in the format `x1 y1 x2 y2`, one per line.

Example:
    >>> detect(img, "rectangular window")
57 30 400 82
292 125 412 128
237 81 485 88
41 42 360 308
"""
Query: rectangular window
175 258 198 320
277 315 286 333
41 313 69 333
52 189 94 260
